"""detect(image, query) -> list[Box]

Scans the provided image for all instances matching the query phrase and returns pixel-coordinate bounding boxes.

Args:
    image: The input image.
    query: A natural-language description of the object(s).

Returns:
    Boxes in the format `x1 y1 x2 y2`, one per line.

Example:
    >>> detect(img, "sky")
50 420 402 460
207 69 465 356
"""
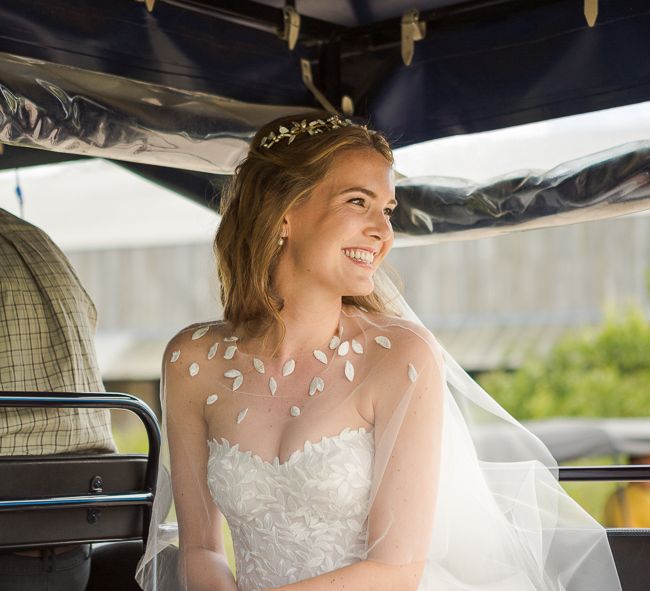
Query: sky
1 100 649 251
393 100 650 180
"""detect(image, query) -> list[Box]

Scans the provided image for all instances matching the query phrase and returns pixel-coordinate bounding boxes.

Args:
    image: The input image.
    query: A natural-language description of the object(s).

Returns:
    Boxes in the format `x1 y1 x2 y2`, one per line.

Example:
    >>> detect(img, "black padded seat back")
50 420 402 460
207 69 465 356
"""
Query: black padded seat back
0 454 148 549
607 528 650 591
0 453 147 497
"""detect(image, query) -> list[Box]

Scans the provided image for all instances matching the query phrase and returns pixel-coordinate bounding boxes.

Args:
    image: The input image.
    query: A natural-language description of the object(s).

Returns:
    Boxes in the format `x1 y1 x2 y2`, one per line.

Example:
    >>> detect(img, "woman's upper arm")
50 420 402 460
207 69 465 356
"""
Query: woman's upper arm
367 327 445 567
163 331 225 554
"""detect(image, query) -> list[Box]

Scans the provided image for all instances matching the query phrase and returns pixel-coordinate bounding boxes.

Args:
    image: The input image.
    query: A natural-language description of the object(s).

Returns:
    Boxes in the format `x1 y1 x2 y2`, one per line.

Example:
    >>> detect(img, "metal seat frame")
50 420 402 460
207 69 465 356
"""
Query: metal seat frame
0 392 160 550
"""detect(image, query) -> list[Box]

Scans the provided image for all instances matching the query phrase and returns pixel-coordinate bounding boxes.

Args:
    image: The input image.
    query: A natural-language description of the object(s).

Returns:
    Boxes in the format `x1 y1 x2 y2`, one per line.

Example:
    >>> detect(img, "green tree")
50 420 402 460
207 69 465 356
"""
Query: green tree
477 303 650 420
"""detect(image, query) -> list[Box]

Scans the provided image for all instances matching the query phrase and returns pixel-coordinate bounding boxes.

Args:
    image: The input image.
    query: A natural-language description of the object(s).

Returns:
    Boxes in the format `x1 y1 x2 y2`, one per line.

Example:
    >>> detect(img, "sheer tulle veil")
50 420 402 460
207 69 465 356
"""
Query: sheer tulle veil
372 268 622 590
136 264 621 591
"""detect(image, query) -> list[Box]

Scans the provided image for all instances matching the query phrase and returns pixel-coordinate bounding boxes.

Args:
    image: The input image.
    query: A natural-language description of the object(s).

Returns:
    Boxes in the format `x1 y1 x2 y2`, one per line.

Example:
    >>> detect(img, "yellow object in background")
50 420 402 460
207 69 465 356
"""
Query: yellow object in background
603 483 650 528
223 520 236 573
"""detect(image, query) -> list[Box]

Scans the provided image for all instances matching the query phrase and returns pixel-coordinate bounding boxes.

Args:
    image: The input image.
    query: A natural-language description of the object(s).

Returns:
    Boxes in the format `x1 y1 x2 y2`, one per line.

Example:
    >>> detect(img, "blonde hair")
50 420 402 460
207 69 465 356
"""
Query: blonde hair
214 110 397 349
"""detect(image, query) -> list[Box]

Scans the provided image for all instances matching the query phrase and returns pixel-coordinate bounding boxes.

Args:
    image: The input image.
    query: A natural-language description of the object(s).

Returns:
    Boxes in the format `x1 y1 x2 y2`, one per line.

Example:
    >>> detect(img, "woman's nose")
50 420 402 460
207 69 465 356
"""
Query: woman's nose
366 209 393 242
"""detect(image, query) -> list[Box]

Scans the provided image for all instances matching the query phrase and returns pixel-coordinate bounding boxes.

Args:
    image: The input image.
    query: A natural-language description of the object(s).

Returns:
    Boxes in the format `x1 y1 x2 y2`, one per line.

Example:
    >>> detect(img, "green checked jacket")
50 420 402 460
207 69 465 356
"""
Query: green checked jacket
0 207 116 455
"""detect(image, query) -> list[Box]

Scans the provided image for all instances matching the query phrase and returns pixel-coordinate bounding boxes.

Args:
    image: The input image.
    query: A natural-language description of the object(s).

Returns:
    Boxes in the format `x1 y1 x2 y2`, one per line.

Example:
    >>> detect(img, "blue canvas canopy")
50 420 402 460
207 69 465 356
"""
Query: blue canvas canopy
2 0 649 146
1 0 650 240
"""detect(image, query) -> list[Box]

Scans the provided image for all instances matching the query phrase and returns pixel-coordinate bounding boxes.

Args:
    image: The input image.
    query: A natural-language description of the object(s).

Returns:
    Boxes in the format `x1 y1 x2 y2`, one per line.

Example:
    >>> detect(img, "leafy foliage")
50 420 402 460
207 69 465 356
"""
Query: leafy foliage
476 303 650 419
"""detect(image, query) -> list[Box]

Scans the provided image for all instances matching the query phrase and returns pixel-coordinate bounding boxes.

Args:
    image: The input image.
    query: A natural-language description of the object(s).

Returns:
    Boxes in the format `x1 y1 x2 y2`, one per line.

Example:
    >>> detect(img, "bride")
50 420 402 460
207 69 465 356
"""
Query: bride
136 111 621 591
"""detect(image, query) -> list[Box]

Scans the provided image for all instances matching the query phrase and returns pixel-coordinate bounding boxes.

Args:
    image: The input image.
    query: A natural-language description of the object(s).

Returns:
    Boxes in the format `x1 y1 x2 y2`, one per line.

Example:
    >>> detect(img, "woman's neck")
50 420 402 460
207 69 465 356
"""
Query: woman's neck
238 292 345 361
259 265 347 359
272 301 344 360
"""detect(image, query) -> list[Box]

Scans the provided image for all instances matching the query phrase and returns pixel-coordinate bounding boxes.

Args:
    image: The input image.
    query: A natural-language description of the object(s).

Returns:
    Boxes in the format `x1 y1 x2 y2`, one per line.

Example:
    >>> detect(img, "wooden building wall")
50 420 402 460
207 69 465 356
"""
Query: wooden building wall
65 210 650 375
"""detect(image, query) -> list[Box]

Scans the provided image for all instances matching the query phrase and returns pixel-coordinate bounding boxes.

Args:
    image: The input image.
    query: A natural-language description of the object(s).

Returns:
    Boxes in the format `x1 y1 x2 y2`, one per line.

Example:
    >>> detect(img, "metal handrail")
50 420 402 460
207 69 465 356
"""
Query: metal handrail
0 391 161 545
559 465 650 482
0 492 154 511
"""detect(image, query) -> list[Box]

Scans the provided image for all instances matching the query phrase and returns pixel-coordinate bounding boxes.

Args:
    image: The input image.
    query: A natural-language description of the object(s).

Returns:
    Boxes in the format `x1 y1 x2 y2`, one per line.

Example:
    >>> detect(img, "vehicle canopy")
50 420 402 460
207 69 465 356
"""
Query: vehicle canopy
1 0 650 242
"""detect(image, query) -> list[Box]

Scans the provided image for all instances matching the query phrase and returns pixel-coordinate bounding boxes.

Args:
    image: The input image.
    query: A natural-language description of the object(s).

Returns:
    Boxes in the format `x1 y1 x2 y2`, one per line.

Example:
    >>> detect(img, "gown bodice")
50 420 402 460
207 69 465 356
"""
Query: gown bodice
206 427 374 591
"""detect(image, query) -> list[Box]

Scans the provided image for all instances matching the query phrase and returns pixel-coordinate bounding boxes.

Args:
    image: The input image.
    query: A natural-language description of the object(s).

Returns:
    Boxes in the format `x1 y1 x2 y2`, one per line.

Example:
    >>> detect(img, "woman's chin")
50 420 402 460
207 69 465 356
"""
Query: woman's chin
342 277 375 297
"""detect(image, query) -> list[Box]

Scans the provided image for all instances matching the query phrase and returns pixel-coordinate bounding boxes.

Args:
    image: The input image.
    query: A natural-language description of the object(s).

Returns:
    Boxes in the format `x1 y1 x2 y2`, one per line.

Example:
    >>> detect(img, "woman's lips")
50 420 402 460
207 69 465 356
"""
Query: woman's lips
343 252 373 269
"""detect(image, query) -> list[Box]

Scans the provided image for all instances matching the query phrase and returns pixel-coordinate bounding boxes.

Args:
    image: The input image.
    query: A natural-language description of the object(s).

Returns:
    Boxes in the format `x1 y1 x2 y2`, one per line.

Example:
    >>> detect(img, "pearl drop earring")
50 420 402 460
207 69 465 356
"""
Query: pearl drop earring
278 236 285 246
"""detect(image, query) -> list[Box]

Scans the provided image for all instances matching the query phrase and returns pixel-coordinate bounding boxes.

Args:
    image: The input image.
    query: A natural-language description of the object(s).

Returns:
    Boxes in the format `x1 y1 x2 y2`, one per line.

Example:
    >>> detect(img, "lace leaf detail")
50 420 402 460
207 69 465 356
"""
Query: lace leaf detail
344 360 354 382
191 326 209 340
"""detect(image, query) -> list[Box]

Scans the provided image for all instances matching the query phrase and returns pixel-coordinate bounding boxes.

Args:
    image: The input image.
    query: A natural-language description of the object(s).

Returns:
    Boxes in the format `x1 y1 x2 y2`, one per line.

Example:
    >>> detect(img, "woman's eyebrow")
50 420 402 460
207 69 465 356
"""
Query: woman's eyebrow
338 186 398 206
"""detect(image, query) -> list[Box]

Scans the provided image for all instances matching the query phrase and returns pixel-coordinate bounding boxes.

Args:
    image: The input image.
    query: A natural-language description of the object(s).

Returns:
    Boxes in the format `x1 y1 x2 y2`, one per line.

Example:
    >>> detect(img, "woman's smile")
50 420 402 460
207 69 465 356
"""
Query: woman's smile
342 248 376 268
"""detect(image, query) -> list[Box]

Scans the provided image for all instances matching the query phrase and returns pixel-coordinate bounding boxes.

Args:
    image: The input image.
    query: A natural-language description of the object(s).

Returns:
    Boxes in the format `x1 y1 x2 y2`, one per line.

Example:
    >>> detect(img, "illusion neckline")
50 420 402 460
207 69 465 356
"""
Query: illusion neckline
223 306 367 363
207 426 373 469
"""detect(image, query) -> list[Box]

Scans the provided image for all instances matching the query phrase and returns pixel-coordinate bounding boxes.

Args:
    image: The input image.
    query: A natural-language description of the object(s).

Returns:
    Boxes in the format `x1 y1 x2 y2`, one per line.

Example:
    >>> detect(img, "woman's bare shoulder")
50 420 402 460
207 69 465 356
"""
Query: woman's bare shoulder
165 320 230 354
361 314 445 416
162 320 232 377
162 321 232 405
359 310 441 357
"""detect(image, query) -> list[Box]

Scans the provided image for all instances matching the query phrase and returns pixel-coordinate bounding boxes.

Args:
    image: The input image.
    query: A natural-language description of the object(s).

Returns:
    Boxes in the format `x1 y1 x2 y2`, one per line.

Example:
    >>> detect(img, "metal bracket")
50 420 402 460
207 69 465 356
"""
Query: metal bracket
87 475 103 524
134 0 156 13
300 59 337 114
280 6 301 50
87 508 101 524
584 0 598 27
401 9 426 66
89 475 104 494
340 95 354 116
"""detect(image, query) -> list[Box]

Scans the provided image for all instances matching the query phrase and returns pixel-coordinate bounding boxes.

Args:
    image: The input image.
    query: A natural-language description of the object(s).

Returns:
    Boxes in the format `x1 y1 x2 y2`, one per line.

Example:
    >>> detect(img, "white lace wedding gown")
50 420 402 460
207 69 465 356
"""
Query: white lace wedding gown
135 308 621 591
207 427 375 591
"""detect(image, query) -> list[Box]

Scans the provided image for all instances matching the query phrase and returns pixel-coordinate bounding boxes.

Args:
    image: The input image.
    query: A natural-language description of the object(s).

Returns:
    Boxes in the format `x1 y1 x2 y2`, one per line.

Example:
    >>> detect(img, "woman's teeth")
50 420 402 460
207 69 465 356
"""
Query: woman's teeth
343 249 374 264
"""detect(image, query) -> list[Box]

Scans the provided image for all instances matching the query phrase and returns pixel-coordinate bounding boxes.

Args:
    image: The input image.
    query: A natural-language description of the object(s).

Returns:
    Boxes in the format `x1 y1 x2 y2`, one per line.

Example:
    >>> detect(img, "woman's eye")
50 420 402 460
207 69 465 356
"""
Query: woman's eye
348 196 394 218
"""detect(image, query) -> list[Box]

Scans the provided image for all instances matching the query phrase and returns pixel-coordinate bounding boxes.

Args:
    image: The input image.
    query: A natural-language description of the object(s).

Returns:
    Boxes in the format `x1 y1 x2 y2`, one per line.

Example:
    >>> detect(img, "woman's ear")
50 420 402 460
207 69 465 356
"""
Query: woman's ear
281 218 289 239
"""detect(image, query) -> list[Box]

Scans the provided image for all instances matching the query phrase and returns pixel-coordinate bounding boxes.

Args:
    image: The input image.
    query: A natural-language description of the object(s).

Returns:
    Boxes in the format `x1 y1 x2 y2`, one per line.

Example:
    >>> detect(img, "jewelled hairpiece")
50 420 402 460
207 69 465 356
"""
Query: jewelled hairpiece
259 114 367 150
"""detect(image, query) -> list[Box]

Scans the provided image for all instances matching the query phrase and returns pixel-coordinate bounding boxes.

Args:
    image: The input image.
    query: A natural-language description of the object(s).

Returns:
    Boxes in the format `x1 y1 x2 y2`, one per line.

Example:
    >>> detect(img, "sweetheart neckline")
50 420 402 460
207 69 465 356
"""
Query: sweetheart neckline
207 426 373 469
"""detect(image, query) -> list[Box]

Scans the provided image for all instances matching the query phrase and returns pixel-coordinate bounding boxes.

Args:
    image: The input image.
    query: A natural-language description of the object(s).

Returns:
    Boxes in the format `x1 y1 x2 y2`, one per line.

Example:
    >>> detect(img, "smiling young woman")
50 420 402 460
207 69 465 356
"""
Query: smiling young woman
214 111 397 360
136 111 622 591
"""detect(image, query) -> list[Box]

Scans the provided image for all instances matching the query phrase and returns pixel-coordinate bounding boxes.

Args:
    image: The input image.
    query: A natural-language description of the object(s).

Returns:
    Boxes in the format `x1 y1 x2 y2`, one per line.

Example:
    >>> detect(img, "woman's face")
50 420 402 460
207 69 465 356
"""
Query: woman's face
280 148 396 298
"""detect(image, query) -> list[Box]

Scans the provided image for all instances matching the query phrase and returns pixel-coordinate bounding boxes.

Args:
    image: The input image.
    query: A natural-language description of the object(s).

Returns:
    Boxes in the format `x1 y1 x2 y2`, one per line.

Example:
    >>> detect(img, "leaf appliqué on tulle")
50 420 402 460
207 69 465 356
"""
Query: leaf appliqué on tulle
408 363 418 383
282 359 295 377
313 350 328 364
309 376 324 396
192 326 209 340
253 358 265 373
236 408 249 424
344 360 354 382
374 335 391 349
